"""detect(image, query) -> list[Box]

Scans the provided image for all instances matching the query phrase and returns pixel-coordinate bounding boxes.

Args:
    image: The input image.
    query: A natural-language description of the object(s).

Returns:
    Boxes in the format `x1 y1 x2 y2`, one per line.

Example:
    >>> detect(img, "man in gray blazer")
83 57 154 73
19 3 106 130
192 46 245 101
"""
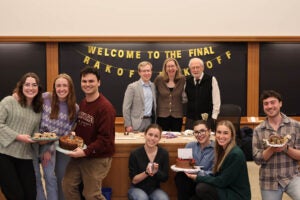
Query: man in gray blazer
122 61 157 132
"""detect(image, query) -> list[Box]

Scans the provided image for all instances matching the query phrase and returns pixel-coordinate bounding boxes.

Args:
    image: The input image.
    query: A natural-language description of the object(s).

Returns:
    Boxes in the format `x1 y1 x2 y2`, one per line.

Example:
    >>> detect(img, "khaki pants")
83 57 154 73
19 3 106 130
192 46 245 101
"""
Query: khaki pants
62 157 112 200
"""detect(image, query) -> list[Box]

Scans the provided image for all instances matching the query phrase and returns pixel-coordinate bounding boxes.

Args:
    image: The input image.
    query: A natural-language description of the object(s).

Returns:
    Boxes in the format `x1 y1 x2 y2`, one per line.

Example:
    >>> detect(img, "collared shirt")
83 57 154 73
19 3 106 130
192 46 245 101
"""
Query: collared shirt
192 73 221 119
185 140 215 174
253 113 300 190
141 80 153 117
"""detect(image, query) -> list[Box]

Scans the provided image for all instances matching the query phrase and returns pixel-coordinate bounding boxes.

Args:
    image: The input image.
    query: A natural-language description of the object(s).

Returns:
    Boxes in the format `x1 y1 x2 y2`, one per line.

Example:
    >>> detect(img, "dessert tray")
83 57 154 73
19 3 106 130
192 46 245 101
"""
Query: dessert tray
31 137 59 142
31 132 59 142
55 142 87 154
170 165 202 174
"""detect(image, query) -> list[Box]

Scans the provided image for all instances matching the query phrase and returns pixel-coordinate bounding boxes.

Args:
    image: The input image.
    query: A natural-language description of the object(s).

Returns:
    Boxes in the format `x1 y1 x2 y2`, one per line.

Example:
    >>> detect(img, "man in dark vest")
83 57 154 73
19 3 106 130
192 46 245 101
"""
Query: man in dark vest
185 57 221 131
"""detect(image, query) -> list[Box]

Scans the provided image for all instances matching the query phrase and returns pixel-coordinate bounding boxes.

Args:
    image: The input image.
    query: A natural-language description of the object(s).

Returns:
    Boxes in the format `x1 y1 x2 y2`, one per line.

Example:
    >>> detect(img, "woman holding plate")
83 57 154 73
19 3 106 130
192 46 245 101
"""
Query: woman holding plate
0 72 43 200
186 120 251 200
34 73 79 200
128 124 169 200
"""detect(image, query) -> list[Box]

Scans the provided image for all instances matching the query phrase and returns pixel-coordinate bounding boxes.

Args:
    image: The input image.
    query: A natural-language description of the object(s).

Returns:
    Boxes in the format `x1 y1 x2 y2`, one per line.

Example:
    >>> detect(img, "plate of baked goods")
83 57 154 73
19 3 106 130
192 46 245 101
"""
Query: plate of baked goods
31 132 59 142
170 165 202 173
263 134 291 147
55 134 86 154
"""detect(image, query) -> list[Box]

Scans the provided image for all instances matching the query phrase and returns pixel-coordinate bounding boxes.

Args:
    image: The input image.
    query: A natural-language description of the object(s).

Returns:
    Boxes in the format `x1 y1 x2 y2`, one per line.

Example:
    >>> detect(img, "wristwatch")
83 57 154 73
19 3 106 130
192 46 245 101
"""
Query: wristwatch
284 145 289 153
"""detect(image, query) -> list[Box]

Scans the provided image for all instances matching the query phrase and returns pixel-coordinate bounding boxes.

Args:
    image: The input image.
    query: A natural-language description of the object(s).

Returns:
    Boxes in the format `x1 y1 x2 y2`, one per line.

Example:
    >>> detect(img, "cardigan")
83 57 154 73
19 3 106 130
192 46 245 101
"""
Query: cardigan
154 75 186 118
128 145 169 194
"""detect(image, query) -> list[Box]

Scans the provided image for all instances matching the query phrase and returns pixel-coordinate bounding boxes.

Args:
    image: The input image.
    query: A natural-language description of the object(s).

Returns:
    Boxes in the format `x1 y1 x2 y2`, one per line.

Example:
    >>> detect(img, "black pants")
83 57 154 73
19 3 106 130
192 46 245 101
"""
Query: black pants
0 153 36 200
175 172 196 200
157 116 183 132
190 182 219 200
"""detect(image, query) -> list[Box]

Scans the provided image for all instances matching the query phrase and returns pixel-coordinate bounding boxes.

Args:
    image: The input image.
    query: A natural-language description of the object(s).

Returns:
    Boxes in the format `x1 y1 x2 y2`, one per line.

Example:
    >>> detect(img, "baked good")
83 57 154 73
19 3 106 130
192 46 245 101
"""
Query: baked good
59 134 84 150
175 158 195 169
268 135 290 145
32 132 57 139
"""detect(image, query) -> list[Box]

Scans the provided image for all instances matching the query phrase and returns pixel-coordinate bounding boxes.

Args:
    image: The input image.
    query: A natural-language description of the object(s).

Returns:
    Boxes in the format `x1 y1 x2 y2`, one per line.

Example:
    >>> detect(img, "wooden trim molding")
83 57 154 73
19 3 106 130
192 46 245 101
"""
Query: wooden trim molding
46 42 59 91
247 42 260 116
1 36 300 42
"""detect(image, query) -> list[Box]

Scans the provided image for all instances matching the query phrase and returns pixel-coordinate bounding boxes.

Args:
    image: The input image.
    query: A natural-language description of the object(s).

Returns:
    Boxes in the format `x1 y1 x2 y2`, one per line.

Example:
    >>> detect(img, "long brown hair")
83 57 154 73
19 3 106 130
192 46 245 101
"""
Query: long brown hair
213 120 236 173
160 58 183 81
15 72 43 113
50 73 77 121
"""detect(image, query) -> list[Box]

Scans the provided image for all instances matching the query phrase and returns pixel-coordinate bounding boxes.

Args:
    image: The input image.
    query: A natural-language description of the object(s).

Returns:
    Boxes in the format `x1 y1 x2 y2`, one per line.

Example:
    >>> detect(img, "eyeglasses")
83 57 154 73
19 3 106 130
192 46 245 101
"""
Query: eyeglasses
193 129 207 135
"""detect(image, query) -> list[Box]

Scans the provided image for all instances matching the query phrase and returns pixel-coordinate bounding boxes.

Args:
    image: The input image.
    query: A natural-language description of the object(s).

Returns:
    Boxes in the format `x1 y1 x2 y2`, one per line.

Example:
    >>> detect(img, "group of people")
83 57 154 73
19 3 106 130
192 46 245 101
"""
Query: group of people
0 56 299 200
128 91 300 200
122 57 221 133
124 57 300 200
0 67 116 200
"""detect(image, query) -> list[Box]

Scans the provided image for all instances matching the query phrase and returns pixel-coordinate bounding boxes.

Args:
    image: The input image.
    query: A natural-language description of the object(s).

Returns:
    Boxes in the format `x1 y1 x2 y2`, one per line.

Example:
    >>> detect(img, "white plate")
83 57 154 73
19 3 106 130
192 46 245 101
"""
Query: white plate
55 143 87 154
264 139 287 148
170 165 202 173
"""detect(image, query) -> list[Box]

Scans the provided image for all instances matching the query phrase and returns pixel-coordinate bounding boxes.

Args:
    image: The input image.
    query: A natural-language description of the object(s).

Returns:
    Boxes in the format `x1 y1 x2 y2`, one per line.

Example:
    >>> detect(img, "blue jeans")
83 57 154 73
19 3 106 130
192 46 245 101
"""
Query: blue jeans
128 187 169 200
55 151 70 200
33 150 58 200
261 176 300 200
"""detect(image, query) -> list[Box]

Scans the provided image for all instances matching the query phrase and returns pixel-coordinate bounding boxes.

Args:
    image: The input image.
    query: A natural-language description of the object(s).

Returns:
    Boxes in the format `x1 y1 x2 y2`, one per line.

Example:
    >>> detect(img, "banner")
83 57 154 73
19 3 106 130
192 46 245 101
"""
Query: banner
59 42 247 116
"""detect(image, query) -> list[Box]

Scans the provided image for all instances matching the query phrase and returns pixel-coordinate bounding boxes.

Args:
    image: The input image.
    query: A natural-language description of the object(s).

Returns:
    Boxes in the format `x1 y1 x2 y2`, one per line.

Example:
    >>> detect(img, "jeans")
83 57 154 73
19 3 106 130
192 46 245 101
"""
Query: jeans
55 151 70 200
128 187 169 200
33 150 58 200
261 176 300 200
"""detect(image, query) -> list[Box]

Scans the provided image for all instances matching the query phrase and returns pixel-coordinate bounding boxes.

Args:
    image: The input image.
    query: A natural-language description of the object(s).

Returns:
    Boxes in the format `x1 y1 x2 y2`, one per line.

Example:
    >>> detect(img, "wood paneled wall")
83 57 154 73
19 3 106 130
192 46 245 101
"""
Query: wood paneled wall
1 36 300 129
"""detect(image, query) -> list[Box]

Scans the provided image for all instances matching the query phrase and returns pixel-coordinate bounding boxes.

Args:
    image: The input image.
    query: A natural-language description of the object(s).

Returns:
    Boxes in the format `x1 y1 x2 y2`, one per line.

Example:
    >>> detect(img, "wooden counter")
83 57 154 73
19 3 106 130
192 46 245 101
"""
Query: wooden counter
102 132 197 200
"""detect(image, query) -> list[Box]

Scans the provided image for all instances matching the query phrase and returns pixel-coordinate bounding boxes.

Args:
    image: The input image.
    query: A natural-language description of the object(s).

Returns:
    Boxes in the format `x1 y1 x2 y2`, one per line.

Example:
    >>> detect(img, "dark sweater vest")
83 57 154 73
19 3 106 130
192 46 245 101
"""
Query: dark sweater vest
185 74 213 120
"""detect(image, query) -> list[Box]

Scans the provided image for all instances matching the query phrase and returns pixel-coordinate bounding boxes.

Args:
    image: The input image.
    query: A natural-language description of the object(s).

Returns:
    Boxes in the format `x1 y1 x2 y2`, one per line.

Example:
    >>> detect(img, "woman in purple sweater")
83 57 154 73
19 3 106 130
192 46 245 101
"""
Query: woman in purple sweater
34 73 78 200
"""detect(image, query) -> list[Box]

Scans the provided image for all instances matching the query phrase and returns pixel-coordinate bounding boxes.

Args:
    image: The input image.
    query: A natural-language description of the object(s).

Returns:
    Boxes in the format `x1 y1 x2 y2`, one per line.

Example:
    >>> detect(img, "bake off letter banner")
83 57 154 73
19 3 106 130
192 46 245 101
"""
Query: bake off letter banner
77 44 232 78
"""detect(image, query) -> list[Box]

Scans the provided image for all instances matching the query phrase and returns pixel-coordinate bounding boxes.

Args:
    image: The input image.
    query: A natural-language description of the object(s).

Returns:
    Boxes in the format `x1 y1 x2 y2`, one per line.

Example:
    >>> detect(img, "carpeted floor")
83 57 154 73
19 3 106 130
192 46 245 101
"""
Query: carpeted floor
247 161 291 200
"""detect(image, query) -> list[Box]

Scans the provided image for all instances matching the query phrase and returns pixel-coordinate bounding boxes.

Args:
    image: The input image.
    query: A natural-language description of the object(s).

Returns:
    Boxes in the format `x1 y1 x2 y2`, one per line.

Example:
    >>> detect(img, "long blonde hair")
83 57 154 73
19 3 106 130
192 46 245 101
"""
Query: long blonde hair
213 120 236 173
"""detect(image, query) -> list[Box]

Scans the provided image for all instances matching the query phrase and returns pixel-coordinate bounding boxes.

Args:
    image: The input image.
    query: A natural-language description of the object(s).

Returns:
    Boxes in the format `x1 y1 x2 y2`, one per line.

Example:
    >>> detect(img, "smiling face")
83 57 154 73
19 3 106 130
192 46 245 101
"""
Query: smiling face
81 73 100 96
193 123 210 146
22 77 39 101
215 124 233 149
263 96 282 118
165 60 178 78
189 58 204 79
55 77 69 101
144 128 161 148
138 64 152 83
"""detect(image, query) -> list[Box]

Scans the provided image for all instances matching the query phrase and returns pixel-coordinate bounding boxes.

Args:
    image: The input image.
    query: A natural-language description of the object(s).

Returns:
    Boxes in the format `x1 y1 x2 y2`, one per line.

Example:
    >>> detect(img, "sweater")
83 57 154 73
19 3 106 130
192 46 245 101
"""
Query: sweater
128 145 169 194
76 94 116 158
196 146 251 200
185 74 213 120
0 96 41 159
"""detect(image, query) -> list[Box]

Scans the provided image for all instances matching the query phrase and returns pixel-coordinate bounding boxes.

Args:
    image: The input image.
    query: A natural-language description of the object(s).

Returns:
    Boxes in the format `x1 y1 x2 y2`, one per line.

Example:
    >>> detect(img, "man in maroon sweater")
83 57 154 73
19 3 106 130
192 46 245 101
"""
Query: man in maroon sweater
62 66 116 200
